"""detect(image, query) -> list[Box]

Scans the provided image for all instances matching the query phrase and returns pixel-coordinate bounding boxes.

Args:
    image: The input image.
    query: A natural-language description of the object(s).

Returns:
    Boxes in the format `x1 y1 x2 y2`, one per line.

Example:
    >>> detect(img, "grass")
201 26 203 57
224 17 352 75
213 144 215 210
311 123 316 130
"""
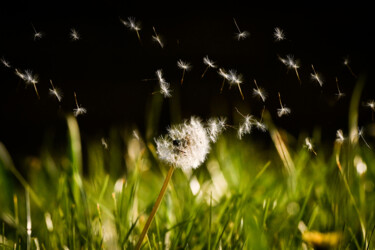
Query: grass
1 84 375 249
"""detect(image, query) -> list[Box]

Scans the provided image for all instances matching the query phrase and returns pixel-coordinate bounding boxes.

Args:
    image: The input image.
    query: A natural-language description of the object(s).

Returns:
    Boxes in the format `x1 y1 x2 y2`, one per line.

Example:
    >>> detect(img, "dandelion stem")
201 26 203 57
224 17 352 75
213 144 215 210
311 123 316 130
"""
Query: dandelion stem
278 92 283 108
33 83 40 99
181 70 186 85
237 83 244 100
74 92 79 107
345 64 357 78
294 67 301 85
233 18 241 33
220 79 225 93
201 66 209 78
135 30 142 44
135 165 175 250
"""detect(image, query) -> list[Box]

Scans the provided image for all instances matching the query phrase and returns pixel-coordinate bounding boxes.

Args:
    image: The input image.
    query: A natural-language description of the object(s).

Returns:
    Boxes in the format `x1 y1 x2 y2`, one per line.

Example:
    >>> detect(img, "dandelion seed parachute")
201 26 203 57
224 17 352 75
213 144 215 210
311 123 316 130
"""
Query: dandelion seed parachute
155 117 212 170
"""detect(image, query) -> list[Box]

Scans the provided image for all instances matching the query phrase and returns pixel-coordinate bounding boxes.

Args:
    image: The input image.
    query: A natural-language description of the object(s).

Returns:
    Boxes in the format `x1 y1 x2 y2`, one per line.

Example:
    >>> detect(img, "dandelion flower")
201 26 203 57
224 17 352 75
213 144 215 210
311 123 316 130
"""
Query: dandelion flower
70 28 80 41
201 56 217 78
277 92 291 117
120 17 141 43
137 117 219 249
155 117 211 170
252 79 267 102
1 57 11 68
274 27 285 41
311 65 324 87
304 137 317 156
49 80 63 102
177 59 191 85
73 92 87 117
152 26 164 48
233 18 249 41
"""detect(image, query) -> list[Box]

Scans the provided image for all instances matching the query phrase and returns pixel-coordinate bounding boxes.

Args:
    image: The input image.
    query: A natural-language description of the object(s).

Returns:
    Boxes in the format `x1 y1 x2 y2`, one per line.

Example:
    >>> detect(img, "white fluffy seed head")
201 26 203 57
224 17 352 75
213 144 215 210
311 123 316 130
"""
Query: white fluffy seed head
203 56 217 68
155 117 211 170
177 60 191 71
336 129 345 144
274 27 285 41
253 88 267 102
277 107 291 117
49 88 63 102
70 29 80 41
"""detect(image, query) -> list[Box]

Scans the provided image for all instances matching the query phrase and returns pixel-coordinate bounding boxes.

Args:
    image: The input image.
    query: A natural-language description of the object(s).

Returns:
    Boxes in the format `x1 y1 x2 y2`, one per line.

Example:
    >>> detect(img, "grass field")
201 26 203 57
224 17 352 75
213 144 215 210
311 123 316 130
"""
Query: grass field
1 80 375 250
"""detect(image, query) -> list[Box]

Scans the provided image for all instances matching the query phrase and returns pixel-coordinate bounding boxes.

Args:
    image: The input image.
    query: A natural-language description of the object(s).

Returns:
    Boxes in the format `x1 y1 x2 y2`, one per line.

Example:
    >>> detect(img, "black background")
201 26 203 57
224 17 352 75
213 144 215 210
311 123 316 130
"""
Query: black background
0 3 374 158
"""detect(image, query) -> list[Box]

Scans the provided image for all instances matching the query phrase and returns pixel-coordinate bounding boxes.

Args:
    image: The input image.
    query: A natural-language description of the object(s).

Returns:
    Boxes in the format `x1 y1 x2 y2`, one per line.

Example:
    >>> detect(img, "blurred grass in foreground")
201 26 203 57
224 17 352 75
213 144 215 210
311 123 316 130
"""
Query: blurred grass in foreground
1 81 375 249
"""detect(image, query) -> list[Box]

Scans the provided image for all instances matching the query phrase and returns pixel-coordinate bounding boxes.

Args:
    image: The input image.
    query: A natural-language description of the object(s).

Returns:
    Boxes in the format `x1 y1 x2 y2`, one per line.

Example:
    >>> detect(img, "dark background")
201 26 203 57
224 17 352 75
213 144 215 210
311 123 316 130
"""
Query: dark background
0 3 374 158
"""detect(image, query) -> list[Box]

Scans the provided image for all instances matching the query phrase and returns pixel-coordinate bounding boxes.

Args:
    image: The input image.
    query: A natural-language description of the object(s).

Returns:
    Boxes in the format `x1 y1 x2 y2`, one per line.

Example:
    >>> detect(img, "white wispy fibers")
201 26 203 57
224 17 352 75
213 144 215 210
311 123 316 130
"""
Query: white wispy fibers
206 117 226 142
274 27 285 41
155 117 211 170
233 18 249 40
70 28 80 41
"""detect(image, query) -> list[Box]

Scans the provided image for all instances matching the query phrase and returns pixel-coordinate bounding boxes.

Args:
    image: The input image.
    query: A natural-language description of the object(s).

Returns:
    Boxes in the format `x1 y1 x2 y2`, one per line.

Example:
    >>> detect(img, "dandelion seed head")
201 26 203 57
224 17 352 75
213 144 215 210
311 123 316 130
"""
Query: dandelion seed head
70 29 80 41
203 56 217 68
177 60 191 71
336 129 345 144
155 117 210 170
206 117 226 142
237 114 252 139
277 107 291 117
274 27 285 41
156 69 165 83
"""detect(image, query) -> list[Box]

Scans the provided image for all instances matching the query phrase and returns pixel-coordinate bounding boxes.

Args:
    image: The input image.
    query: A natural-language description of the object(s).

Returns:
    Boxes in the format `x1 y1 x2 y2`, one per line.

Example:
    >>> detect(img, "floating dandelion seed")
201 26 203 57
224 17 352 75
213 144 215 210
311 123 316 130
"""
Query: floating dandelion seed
279 55 301 84
201 56 217 78
49 80 63 102
1 57 11 68
254 107 267 132
252 79 267 102
335 77 345 100
154 69 172 98
235 108 252 139
101 138 108 150
358 127 371 149
228 69 245 100
365 100 375 121
136 117 217 249
304 137 317 156
343 57 357 78
177 59 191 85
152 26 164 48
207 117 226 142
336 129 345 144
17 69 40 99
31 24 43 41
233 18 249 40
120 17 141 43
218 68 229 93
274 27 285 41
70 28 80 41
73 92 87 117
277 92 291 117
311 65 324 87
